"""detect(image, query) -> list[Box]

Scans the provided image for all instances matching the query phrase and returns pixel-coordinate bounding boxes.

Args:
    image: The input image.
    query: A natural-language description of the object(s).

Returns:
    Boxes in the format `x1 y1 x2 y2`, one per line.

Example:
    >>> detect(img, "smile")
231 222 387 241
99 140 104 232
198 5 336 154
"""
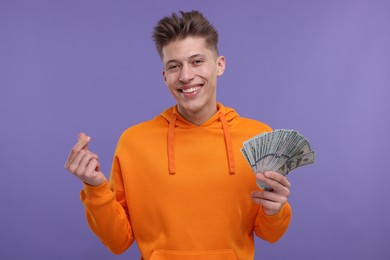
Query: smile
179 85 203 94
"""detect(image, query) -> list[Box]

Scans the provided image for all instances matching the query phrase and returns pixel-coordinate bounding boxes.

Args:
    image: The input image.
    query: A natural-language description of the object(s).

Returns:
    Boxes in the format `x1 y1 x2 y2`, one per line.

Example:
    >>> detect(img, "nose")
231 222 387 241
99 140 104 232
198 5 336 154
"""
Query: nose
179 64 194 82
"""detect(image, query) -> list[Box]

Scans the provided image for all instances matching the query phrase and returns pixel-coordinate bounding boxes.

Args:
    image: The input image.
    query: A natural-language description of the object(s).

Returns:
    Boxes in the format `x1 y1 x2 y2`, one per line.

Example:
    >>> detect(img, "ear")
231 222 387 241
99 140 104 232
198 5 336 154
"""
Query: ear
162 69 167 84
216 55 226 77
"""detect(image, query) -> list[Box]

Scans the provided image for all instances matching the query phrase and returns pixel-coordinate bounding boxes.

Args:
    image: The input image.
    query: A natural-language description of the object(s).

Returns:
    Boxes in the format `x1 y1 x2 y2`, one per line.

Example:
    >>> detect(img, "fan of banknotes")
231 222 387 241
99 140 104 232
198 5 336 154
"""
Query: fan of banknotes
241 129 315 190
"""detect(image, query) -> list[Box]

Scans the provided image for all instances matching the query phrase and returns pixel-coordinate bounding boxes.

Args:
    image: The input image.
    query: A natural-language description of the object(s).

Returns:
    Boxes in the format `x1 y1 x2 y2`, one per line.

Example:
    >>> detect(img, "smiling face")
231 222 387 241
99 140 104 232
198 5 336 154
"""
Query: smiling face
162 36 226 125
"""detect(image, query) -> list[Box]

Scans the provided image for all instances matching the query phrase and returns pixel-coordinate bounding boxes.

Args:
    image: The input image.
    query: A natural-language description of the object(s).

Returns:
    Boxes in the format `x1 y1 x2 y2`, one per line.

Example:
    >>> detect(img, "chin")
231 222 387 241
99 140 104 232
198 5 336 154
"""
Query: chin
177 99 202 111
180 103 201 113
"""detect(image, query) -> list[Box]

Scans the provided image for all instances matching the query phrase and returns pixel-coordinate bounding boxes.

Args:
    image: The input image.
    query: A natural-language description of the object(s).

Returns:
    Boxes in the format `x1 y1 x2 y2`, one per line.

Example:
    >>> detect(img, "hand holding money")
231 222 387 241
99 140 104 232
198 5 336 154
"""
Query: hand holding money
241 129 315 190
251 171 291 215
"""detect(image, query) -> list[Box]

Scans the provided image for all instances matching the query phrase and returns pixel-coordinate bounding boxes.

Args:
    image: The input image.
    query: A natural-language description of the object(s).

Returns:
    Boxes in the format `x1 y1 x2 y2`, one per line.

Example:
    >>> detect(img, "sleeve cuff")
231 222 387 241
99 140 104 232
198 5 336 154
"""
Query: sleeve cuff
259 203 292 224
80 180 114 204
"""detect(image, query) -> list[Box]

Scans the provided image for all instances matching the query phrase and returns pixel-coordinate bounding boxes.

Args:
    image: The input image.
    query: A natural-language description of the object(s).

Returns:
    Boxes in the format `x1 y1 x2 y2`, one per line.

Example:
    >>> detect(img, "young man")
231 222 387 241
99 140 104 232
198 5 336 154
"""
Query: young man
65 10 291 260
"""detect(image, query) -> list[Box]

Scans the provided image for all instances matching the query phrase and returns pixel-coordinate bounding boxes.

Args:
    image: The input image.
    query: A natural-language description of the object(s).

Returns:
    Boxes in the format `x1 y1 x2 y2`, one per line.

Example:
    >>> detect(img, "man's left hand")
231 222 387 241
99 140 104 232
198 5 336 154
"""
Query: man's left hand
251 171 291 216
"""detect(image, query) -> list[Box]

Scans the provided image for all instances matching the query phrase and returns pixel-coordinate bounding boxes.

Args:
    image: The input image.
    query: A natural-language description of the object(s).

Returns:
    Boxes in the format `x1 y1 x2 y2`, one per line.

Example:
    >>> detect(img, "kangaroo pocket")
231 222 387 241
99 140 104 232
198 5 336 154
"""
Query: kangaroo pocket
149 249 238 260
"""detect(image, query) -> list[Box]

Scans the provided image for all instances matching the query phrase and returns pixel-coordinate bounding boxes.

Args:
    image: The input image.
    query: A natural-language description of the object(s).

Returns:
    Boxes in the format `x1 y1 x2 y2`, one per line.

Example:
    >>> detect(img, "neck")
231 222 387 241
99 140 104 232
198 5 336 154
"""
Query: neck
178 103 218 125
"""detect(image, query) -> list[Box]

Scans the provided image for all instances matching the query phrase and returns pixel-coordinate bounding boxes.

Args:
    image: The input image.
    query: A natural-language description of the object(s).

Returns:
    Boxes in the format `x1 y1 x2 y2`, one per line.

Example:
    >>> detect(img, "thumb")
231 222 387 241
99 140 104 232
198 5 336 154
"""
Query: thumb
77 132 89 150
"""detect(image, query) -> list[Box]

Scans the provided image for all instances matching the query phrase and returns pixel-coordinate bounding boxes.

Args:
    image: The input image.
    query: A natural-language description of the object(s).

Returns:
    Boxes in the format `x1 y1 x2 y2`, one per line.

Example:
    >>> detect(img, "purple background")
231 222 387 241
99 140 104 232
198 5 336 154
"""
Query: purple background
1 0 389 259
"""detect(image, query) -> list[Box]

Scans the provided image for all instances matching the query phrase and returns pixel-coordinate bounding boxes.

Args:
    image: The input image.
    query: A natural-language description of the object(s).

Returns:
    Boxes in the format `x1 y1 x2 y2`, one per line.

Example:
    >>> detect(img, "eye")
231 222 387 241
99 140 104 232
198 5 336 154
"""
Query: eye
167 64 180 71
193 59 204 65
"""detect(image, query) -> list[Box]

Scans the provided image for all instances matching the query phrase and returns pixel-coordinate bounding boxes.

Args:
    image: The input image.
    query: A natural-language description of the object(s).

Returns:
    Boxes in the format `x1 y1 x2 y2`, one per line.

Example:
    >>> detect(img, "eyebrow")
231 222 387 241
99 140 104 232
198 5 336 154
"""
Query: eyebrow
164 53 205 67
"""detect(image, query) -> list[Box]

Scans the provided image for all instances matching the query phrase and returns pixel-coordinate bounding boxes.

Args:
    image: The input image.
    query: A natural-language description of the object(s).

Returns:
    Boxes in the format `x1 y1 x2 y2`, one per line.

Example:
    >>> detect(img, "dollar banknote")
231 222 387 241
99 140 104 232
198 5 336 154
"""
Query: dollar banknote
241 129 315 190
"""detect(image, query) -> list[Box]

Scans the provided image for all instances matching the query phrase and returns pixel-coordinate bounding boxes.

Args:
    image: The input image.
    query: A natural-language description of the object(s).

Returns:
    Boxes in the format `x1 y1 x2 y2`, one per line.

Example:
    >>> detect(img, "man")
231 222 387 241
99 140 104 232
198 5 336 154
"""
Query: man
65 10 291 260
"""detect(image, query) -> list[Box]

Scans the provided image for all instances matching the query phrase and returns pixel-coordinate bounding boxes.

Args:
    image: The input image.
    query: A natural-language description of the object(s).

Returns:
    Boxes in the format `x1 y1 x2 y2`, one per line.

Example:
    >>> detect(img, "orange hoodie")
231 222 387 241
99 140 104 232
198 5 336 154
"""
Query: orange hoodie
80 103 291 260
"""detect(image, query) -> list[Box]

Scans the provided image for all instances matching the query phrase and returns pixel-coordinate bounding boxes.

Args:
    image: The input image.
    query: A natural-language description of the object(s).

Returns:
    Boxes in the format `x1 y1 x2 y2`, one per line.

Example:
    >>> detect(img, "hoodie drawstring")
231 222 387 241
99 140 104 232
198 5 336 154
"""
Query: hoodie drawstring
168 113 177 175
219 112 236 174
167 111 235 175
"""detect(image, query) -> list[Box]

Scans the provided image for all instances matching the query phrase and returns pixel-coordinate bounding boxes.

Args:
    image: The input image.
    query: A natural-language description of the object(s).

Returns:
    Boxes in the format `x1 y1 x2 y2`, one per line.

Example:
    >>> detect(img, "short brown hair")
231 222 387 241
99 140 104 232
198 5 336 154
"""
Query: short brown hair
152 10 219 59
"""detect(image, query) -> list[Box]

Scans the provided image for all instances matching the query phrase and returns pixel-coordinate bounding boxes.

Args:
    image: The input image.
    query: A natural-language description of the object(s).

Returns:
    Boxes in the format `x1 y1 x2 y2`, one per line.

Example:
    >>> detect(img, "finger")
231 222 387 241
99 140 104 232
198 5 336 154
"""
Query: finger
64 135 91 169
252 190 288 205
251 191 287 215
78 132 86 141
67 150 98 175
75 151 98 174
78 132 89 151
256 171 290 189
67 149 86 173
264 171 291 188
85 158 99 177
251 197 278 208
251 195 280 210
256 172 290 196
83 159 106 186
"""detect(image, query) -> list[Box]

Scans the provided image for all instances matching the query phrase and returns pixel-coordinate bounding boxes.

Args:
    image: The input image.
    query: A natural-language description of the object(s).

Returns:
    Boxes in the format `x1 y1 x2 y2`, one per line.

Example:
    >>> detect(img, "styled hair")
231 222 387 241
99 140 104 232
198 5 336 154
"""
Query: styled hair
152 10 219 59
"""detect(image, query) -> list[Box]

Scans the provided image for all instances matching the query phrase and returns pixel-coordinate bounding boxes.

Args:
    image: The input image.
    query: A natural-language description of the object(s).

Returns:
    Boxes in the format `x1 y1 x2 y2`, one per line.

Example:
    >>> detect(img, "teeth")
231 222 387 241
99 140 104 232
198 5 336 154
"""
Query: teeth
182 86 200 93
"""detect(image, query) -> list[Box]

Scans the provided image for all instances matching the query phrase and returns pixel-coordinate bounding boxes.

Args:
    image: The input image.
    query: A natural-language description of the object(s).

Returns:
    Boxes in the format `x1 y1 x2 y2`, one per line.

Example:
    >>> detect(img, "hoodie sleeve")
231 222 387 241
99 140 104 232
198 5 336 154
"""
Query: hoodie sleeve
80 155 134 254
253 202 292 243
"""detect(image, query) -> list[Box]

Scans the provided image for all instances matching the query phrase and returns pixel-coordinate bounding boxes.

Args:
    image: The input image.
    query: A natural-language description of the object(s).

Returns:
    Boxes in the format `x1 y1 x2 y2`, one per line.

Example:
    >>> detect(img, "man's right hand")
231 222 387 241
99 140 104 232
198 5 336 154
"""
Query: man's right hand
64 132 107 186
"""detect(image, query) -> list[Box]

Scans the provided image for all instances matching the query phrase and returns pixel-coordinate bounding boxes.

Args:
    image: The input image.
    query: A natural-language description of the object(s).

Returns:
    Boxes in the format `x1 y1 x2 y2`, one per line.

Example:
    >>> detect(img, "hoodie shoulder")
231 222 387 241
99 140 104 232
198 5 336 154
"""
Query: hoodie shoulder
119 112 169 141
231 116 273 139
236 116 272 131
222 104 272 132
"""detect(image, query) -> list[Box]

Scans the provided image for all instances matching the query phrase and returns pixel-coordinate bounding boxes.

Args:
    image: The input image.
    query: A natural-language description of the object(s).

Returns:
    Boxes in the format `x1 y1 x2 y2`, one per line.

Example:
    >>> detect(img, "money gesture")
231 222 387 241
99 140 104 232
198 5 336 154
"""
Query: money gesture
64 133 107 186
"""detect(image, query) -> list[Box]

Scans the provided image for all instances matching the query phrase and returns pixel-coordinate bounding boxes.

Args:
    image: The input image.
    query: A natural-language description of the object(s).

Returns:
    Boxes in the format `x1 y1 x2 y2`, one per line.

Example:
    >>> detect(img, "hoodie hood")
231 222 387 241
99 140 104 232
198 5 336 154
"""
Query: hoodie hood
161 103 239 175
